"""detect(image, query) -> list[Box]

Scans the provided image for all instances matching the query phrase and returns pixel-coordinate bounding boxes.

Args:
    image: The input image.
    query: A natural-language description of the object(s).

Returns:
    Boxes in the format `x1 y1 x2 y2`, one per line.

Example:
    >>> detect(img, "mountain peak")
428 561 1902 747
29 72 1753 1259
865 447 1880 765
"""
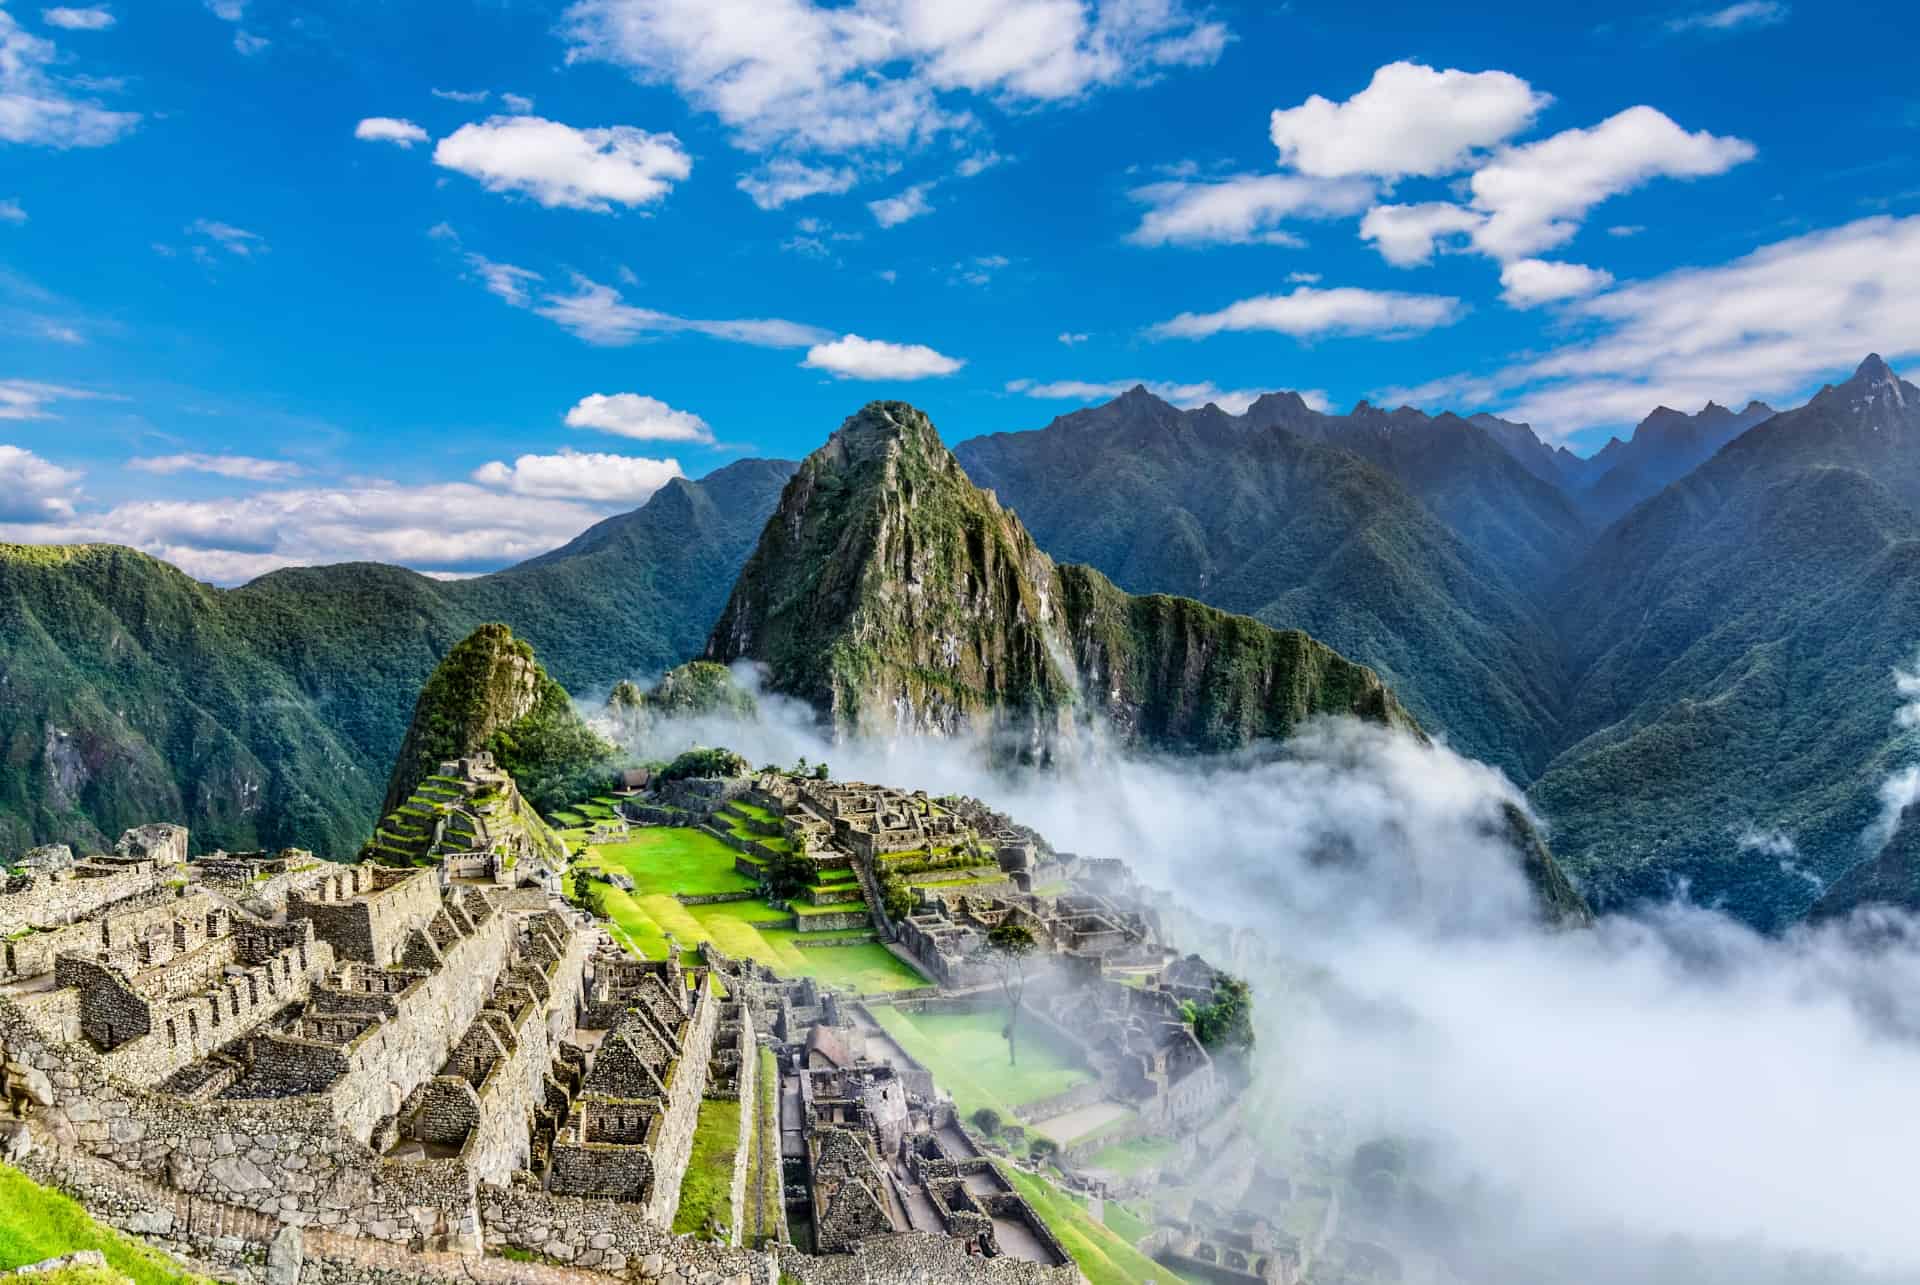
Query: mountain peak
1853 352 1894 385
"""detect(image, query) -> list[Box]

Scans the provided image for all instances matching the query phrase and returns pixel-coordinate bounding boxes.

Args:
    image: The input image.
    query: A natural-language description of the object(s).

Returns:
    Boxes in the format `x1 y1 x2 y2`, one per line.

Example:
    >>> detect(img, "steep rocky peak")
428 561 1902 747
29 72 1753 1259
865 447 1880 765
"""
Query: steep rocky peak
820 400 945 468
1813 352 1915 416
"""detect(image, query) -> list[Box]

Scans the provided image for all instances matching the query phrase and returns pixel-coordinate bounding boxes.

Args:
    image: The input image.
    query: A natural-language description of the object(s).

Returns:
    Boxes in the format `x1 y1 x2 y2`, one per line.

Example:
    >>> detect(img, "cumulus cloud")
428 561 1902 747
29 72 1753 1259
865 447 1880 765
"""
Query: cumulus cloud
1498 258 1615 307
559 0 1226 158
1465 105 1755 260
1379 215 1920 438
204 0 245 19
528 274 831 349
231 30 268 56
1667 0 1791 32
0 442 83 521
128 453 303 481
867 182 935 227
737 158 857 210
802 333 964 379
954 149 1005 177
1358 201 1486 267
433 115 692 212
1004 376 1325 416
0 199 24 223
1268 60 1549 180
1125 172 1374 247
41 7 115 31
1150 285 1464 341
0 8 139 147
564 392 714 443
471 447 683 502
500 92 535 113
354 116 428 147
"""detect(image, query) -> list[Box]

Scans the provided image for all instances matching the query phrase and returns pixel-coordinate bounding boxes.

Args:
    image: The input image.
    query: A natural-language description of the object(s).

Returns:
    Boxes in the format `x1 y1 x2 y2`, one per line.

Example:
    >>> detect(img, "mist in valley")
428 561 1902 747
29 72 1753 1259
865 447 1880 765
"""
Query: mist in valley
592 668 1920 1283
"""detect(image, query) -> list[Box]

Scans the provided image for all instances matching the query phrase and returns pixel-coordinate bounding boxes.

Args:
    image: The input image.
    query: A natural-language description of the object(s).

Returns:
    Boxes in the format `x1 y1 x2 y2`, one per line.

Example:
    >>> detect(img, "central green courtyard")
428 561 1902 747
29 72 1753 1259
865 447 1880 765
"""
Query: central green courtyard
865 1005 1095 1123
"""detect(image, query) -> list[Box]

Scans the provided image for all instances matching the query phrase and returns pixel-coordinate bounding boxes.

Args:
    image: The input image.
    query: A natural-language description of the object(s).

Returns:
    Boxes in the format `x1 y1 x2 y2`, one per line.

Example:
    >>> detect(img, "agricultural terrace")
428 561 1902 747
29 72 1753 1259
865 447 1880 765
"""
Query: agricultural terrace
566 825 928 995
865 1005 1094 1124
1001 1167 1186 1285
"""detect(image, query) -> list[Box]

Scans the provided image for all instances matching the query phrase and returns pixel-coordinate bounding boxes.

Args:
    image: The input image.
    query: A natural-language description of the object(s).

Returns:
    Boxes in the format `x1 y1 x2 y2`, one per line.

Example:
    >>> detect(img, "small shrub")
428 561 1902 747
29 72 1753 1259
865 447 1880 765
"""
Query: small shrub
971 1107 1002 1136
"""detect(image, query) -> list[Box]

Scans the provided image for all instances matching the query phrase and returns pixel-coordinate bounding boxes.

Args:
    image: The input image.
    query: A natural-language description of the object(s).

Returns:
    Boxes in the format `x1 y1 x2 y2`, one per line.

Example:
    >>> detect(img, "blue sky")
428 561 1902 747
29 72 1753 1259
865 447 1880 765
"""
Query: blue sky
2 0 1918 580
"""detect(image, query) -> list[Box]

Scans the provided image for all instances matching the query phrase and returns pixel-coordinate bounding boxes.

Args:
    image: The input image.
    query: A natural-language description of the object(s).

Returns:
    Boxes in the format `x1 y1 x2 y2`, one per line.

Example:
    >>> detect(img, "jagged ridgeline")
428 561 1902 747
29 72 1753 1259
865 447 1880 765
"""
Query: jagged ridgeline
704 400 1415 753
362 624 624 871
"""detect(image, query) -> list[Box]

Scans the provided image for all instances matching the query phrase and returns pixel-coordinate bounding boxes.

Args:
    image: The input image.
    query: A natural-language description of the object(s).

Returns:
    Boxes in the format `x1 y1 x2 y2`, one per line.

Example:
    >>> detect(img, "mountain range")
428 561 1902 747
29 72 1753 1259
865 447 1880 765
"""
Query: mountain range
3 356 1917 929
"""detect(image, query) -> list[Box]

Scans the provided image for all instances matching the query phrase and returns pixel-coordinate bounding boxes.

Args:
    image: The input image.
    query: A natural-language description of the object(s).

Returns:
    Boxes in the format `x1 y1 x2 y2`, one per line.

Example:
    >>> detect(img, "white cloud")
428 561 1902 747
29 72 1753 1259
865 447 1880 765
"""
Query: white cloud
433 115 691 212
564 391 714 443
1150 285 1465 341
952 253 1009 286
1126 172 1374 247
0 9 139 147
1667 1 1790 32
737 158 856 210
1358 201 1486 267
354 116 428 147
1287 271 1321 283
1466 106 1755 260
1268 60 1548 180
0 379 115 421
129 453 303 482
1393 214 1920 439
955 149 1005 177
1608 223 1646 237
1006 377 1324 416
431 88 489 104
189 218 266 257
531 275 831 348
560 0 1226 158
500 92 535 113
1498 258 1615 308
0 199 24 223
472 447 683 502
464 253 543 307
868 182 934 227
42 7 115 31
3 480 616 581
1057 331 1089 345
0 443 83 521
802 333 964 379
204 0 245 19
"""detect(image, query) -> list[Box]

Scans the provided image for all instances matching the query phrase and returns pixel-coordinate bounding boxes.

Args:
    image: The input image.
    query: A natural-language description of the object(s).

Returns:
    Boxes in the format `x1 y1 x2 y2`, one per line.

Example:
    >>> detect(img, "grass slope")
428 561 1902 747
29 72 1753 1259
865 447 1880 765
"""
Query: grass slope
0 1163 206 1284
672 1098 743 1238
1001 1167 1186 1285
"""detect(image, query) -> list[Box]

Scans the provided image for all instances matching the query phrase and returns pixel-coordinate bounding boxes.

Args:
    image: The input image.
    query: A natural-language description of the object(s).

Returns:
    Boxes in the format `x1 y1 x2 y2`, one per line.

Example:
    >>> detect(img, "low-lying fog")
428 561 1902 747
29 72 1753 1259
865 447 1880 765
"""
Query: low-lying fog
591 669 1920 1283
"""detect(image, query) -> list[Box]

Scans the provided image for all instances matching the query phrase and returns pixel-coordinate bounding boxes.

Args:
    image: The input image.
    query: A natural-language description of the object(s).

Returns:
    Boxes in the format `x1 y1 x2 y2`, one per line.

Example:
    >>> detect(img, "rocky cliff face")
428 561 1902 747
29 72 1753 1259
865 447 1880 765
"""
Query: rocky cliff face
705 401 1416 756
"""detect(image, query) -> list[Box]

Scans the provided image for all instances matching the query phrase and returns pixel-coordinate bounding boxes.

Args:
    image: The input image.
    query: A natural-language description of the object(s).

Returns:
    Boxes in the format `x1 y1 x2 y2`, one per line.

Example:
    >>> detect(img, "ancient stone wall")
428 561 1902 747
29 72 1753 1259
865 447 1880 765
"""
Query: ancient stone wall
0 862 158 937
288 868 441 967
644 972 720 1226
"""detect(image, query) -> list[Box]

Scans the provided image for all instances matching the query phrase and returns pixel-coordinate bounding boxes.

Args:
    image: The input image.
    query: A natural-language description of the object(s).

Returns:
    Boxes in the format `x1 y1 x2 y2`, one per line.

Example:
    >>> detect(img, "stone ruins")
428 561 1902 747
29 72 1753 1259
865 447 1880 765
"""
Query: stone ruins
0 760 1275 1285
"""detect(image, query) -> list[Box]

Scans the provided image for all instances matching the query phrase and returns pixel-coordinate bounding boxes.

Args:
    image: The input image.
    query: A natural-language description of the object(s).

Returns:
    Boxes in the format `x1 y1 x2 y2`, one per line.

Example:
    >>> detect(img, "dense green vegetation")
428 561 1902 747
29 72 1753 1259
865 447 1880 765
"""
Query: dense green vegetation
0 1163 206 1284
0 457 794 859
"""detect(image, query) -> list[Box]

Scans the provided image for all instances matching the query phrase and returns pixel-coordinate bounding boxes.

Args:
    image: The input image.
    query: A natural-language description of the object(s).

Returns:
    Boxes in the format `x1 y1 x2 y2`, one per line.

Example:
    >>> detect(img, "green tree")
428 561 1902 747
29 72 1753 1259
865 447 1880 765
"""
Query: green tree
971 1107 1002 1136
880 873 915 922
978 920 1039 1066
1188 974 1255 1053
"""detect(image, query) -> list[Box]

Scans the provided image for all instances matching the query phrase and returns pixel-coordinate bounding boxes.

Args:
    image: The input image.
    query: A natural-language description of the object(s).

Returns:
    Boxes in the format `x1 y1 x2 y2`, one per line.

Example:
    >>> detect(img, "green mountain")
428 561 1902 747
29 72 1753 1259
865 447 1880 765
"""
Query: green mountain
378 622 620 817
954 388 1567 781
364 623 586 870
707 400 1416 754
0 459 793 859
1531 356 1920 926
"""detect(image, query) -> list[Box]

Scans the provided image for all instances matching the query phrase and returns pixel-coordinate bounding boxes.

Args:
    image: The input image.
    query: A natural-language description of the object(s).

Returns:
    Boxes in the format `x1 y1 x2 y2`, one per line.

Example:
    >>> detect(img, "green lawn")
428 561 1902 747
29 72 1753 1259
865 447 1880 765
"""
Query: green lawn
866 1006 1093 1122
750 1045 781 1248
583 827 756 897
1085 1137 1176 1176
0 1164 206 1284
1002 1167 1186 1285
791 899 868 917
1101 1200 1155 1249
673 1098 742 1237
